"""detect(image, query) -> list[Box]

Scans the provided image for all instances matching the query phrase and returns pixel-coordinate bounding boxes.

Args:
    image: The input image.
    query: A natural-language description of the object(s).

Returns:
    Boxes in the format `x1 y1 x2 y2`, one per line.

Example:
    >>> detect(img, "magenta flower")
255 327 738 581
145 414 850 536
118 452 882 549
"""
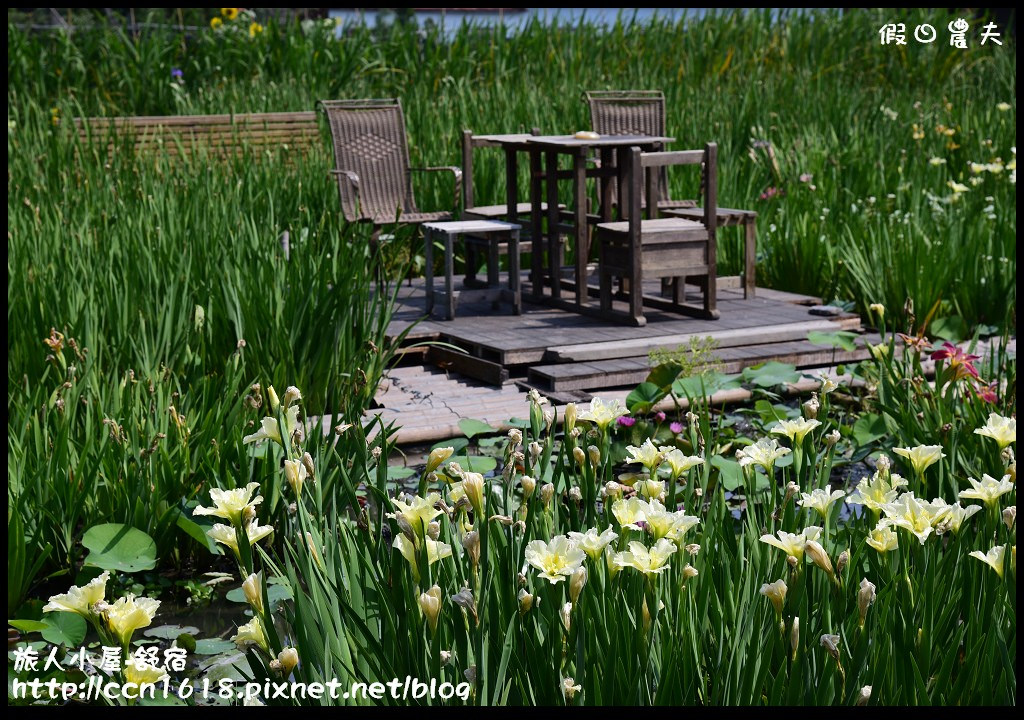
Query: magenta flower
930 342 980 380
654 412 666 423
617 416 636 427
973 380 998 404
670 422 684 434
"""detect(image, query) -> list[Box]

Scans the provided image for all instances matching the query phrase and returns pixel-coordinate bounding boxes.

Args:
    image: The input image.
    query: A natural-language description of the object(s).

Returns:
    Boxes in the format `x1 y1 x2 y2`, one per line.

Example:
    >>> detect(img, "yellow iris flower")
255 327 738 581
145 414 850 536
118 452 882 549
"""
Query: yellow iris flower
43 571 110 617
759 526 822 560
969 545 1008 578
974 413 1016 449
106 594 161 647
612 539 676 578
524 535 586 584
772 418 822 444
959 474 1014 508
892 444 945 477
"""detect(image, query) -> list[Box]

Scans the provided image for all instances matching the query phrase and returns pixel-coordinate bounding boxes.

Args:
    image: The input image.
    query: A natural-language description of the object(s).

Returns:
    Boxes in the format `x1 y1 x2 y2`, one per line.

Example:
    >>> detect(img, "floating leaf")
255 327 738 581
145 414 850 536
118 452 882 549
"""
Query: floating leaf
711 456 744 491
673 372 742 399
448 455 498 475
741 362 801 388
226 582 292 611
194 638 236 656
7 619 49 634
144 624 200 640
930 316 968 343
646 361 682 390
41 612 87 647
386 466 415 481
807 330 858 351
626 382 666 414
458 418 495 439
433 437 469 454
82 523 157 573
851 413 888 446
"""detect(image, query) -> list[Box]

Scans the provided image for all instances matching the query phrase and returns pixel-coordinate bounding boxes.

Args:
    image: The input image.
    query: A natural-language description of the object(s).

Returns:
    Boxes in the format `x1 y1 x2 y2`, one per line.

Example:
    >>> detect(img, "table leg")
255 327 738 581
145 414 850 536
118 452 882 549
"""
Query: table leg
424 227 435 315
572 150 588 306
545 150 561 300
599 148 615 221
744 218 757 299
509 229 521 315
530 149 543 301
444 232 455 320
505 147 519 225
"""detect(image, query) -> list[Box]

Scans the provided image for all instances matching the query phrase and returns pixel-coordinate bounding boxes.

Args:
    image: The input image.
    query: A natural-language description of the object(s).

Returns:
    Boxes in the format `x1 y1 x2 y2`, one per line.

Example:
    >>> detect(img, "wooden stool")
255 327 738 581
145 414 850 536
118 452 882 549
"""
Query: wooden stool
423 220 522 320
664 207 757 298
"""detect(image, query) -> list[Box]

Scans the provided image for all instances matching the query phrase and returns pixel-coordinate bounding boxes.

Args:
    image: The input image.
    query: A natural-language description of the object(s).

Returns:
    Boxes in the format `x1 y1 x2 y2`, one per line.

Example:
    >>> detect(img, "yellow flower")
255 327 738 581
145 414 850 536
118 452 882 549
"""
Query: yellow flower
736 437 791 472
233 616 269 653
928 157 947 166
772 418 822 444
43 572 110 617
969 545 1008 578
936 501 982 534
857 578 876 627
625 439 664 473
123 657 169 688
577 397 627 430
418 585 442 634
817 372 839 395
242 572 263 614
243 406 301 447
277 648 299 677
912 124 925 140
760 579 787 615
892 444 945 477
194 482 263 526
974 413 1016 449
865 525 899 553
959 474 1014 507
643 500 700 542
210 16 224 30
524 535 585 584
562 677 582 701
461 472 486 516
804 540 835 577
879 493 947 544
612 496 649 531
759 526 822 560
207 520 274 559
997 102 1012 112
106 594 161 647
283 459 306 497
635 478 665 502
249 22 264 37
947 180 969 194
847 471 908 513
567 527 618 561
798 485 846 520
221 8 239 20
661 448 704 478
389 492 443 538
426 446 454 473
869 303 885 319
393 535 452 581
613 539 676 578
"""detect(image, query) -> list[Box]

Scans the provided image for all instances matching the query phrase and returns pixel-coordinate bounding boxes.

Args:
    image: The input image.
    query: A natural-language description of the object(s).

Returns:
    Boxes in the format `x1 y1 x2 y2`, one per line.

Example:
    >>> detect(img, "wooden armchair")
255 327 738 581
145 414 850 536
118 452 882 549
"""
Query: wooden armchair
317 98 461 234
596 144 720 326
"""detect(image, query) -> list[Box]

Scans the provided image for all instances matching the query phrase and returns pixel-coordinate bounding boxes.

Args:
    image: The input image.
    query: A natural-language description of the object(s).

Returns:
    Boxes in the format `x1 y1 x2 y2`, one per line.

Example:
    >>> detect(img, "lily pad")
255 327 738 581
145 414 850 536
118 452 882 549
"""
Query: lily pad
626 382 666 414
646 361 682 390
386 466 415 481
194 638 237 656
930 316 968 343
711 456 744 491
851 413 888 446
82 523 157 573
458 418 495 439
144 624 200 640
8 619 49 634
448 455 498 475
672 372 742 399
41 612 87 647
807 330 858 352
432 437 469 454
741 362 802 388
225 583 292 610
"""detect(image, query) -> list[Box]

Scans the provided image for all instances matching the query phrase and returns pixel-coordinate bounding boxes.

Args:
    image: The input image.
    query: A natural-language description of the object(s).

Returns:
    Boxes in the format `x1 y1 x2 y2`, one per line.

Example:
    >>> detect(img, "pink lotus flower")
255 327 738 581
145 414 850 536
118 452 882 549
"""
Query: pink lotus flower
670 422 684 434
617 416 636 427
654 412 666 423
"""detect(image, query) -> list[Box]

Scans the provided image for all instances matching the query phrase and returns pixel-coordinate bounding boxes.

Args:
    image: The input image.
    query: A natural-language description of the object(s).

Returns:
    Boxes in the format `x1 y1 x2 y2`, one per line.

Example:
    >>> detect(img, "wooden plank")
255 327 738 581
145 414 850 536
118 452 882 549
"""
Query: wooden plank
546 319 855 362
427 346 509 385
529 338 874 392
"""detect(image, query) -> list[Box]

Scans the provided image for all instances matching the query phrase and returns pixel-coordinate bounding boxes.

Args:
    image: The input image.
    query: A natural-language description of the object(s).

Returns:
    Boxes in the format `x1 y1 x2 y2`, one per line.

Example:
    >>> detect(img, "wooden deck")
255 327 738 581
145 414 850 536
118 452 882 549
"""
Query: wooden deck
368 274 875 443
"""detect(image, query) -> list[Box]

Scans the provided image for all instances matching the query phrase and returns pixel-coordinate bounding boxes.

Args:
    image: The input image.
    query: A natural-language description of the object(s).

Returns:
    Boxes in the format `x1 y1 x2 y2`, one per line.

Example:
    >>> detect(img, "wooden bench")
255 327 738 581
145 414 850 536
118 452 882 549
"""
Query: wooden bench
73 111 321 161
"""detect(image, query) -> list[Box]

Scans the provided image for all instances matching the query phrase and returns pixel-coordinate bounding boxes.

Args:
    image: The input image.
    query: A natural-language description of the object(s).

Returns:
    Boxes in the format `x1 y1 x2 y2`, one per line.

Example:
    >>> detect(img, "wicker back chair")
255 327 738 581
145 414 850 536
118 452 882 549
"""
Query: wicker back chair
317 98 460 227
584 90 696 212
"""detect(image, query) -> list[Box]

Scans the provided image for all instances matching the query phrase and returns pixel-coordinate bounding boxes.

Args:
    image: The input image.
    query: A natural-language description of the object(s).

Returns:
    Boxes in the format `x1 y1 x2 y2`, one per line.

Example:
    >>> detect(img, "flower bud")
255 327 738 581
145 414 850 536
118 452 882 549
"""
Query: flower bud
836 549 850 576
564 403 577 433
267 386 280 412
685 543 701 556
682 564 699 585
462 472 486 516
869 302 885 319
803 394 819 420
521 475 536 501
573 446 586 467
570 427 582 439
462 531 480 568
642 596 652 634
507 428 522 447
588 445 601 469
517 588 534 615
791 617 800 659
440 650 452 666
759 579 787 616
541 483 555 508
820 633 841 662
419 585 442 634
451 587 478 624
825 429 841 447
543 408 554 428
242 572 263 614
284 458 306 496
876 454 891 476
301 452 315 479
856 685 872 706
426 446 454 473
282 386 302 409
277 647 299 677
858 578 876 628
805 540 835 578
787 554 799 569
560 602 572 633
569 486 582 504
427 521 440 540
604 481 622 500
529 441 543 462
606 547 621 581
563 677 581 702
1003 505 1016 529
570 566 587 604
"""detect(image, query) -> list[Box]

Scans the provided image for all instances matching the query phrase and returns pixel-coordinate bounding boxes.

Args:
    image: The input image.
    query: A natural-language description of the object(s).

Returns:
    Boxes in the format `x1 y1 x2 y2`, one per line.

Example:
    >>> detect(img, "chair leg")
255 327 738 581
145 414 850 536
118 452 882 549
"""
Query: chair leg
629 261 644 325
465 243 478 286
424 228 435 315
744 218 756 299
443 233 456 320
509 231 522 315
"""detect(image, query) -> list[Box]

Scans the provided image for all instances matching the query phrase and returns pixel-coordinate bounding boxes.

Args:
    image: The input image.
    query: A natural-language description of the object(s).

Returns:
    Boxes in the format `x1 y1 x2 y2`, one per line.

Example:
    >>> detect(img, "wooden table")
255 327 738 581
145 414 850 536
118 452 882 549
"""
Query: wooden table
524 134 673 312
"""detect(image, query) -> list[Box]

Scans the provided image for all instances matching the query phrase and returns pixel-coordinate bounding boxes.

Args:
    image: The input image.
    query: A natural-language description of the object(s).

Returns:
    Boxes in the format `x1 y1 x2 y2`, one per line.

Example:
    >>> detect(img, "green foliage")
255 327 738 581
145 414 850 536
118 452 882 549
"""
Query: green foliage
81 523 158 573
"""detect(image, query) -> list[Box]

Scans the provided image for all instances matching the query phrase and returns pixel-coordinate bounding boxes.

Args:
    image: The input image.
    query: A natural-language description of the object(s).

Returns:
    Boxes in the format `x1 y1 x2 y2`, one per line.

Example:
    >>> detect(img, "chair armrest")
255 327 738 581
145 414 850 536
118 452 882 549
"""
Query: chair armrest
411 166 463 210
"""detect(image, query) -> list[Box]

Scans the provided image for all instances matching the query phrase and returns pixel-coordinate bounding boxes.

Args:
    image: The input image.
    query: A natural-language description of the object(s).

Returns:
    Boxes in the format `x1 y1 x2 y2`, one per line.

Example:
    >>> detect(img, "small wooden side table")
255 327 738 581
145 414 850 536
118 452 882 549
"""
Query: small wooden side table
423 220 522 320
